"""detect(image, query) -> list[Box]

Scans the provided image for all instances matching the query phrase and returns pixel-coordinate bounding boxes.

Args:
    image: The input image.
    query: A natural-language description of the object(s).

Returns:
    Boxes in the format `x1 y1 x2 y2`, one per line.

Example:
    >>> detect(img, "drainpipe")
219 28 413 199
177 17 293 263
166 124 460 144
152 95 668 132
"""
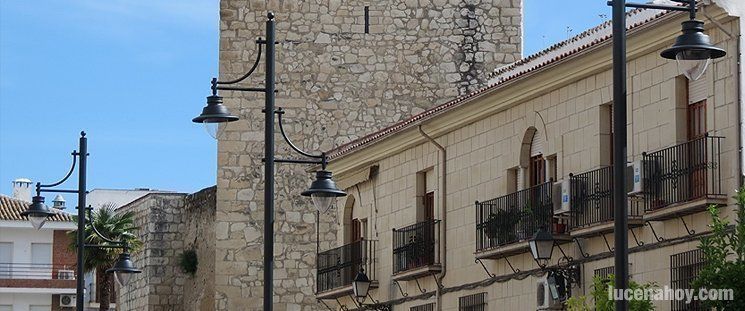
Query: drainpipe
417 125 447 311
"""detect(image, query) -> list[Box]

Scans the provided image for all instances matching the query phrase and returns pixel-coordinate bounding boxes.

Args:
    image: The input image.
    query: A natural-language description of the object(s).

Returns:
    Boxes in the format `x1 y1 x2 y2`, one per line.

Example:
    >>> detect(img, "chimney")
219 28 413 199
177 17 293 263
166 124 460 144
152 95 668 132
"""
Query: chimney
52 194 66 210
12 178 33 202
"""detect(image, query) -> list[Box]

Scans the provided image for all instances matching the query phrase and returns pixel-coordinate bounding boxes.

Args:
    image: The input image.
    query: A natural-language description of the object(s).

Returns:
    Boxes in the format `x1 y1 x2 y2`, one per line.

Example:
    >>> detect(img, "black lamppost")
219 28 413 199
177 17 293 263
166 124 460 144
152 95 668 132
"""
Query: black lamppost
21 132 141 311
609 0 724 309
192 12 347 311
351 268 390 311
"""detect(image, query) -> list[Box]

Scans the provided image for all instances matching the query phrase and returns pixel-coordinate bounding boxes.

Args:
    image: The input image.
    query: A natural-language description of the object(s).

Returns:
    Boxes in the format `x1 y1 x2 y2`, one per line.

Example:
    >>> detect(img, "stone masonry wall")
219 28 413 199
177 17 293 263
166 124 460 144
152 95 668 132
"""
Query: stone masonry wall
115 187 216 311
216 1 522 310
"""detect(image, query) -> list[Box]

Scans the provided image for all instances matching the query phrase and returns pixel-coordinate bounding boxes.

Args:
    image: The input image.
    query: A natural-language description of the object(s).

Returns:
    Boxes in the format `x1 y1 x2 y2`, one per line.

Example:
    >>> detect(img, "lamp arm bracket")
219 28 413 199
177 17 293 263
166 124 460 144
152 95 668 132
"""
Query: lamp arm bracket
37 152 78 192
276 108 328 168
392 279 409 297
212 41 264 95
86 208 129 247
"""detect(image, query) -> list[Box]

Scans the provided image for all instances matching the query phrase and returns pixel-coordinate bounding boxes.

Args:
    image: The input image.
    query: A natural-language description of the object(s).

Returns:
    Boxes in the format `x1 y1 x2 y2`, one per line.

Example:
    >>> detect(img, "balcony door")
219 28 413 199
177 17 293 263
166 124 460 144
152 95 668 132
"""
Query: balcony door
688 99 707 199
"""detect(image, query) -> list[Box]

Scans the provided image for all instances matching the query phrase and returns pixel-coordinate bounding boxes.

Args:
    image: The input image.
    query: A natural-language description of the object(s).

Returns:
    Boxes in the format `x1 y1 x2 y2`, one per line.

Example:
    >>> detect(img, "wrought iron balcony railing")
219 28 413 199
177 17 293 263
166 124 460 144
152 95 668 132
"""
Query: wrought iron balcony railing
392 219 440 274
569 166 643 229
316 239 376 294
0 263 76 280
642 135 723 211
476 181 554 252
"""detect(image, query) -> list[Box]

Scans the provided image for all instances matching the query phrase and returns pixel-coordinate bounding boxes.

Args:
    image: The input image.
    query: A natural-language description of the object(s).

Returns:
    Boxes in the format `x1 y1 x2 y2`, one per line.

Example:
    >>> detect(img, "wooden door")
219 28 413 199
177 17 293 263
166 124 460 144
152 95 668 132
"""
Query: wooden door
688 100 707 198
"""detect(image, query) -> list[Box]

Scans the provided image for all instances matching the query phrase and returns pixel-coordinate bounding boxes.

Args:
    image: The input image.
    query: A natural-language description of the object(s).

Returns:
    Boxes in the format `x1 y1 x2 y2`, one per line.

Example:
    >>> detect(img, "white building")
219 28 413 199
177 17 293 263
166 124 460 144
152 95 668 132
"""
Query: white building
0 192 76 311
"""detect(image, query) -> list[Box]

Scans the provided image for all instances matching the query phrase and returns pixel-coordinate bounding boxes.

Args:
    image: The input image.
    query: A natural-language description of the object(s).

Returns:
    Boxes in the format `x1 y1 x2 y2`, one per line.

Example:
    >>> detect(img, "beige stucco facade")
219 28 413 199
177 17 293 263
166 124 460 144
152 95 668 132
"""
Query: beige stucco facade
325 6 741 310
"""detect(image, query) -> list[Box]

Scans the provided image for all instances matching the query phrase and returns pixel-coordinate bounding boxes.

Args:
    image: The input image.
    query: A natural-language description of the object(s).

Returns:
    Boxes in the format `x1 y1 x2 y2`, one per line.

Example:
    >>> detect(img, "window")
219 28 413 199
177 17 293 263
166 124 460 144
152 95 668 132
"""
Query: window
530 154 546 187
0 242 12 279
599 103 613 165
594 266 615 282
671 249 705 311
364 6 370 34
31 243 52 279
459 292 486 311
411 303 434 311
0 305 11 311
423 192 435 221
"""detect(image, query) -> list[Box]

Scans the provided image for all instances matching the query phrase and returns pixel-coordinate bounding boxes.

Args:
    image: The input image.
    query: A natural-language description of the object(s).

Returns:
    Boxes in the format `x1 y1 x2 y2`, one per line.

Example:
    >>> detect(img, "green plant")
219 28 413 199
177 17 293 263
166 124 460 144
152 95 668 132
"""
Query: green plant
68 203 142 311
692 188 745 310
179 249 199 276
593 275 656 311
484 209 518 244
566 295 590 311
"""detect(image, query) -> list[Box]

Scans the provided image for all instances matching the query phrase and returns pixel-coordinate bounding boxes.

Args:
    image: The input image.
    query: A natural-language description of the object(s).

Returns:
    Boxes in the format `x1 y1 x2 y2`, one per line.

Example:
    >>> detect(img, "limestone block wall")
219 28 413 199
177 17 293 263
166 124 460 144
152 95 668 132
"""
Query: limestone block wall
215 0 523 310
327 14 741 311
115 187 216 311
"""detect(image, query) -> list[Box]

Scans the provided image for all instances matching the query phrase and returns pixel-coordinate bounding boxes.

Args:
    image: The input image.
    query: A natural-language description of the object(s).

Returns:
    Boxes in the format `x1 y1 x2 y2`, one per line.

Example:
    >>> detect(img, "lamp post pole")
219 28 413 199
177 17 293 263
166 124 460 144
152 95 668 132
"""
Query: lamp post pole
263 13 276 311
76 133 88 311
611 1 629 310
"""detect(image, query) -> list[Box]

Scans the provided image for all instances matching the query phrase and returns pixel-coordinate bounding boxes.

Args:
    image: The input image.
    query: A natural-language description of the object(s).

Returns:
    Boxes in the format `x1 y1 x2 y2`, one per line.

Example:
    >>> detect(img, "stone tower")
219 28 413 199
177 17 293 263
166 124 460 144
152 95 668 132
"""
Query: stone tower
215 1 522 310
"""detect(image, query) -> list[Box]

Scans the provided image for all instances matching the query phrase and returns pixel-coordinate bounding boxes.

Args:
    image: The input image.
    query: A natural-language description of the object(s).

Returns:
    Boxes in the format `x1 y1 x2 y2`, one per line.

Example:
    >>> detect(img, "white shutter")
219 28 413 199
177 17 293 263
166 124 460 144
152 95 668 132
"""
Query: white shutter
688 76 708 104
530 130 544 156
0 243 11 279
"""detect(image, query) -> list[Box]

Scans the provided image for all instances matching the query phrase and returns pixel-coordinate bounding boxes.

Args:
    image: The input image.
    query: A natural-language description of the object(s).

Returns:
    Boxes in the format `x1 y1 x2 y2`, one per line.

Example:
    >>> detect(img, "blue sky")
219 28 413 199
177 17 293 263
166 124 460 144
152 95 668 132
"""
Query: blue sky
0 1 611 199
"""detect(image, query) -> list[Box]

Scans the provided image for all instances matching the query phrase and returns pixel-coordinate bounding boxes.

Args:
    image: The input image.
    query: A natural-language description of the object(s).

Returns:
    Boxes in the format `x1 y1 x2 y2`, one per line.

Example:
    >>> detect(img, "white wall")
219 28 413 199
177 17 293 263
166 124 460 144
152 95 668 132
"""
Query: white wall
0 227 53 267
0 293 51 311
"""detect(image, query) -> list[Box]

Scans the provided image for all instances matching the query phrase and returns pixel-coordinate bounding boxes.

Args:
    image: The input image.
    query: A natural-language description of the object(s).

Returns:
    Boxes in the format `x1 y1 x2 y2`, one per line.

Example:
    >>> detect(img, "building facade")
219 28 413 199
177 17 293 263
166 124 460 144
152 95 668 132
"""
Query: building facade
322 3 742 311
0 195 76 311
215 1 523 310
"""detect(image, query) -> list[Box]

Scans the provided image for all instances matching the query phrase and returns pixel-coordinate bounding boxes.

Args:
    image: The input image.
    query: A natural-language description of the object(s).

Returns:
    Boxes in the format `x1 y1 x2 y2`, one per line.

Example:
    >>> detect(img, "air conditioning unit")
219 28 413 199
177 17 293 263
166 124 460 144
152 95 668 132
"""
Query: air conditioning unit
60 294 76 307
627 159 659 195
553 179 586 215
57 269 75 280
537 275 563 310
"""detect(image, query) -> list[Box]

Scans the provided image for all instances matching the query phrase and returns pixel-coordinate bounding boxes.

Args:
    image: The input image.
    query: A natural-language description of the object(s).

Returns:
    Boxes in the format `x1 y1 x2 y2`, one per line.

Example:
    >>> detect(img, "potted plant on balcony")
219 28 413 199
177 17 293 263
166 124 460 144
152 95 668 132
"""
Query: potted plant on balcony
484 209 518 245
406 234 423 269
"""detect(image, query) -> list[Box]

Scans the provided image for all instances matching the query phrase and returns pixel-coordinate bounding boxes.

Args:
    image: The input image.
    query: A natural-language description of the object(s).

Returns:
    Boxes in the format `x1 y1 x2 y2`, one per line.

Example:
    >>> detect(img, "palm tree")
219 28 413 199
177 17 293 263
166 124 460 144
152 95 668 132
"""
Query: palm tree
68 203 142 311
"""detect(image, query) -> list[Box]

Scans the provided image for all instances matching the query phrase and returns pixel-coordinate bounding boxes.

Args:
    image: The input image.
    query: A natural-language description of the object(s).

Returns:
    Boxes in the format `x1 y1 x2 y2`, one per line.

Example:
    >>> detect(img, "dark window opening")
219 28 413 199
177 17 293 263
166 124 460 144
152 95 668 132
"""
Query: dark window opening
364 6 370 34
459 292 486 311
671 249 705 311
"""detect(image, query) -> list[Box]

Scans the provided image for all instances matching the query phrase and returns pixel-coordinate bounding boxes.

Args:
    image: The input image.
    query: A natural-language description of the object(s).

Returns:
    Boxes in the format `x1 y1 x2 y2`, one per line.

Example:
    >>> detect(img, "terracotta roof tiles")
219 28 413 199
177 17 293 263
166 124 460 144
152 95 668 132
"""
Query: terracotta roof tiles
0 195 74 222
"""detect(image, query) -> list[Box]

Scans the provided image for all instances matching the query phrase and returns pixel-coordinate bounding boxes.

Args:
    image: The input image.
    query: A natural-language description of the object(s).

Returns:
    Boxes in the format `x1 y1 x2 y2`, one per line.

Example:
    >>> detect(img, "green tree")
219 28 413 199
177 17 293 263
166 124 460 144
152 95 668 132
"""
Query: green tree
566 275 656 311
692 189 745 310
68 203 142 311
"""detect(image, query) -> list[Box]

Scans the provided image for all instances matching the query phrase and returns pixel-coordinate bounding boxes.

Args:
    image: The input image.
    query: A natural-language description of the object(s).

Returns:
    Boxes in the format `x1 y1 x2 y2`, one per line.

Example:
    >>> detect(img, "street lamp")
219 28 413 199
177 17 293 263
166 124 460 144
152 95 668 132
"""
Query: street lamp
608 0 725 309
21 132 141 311
529 228 555 268
353 268 372 300
193 12 346 311
21 196 56 230
106 250 141 286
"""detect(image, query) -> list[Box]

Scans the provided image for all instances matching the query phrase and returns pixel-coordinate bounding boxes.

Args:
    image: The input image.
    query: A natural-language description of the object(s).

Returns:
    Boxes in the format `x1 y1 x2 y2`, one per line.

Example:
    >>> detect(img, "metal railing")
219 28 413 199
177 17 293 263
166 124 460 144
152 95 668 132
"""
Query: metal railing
392 219 440 274
316 239 376 294
569 166 643 229
476 181 554 252
642 135 723 211
0 263 76 280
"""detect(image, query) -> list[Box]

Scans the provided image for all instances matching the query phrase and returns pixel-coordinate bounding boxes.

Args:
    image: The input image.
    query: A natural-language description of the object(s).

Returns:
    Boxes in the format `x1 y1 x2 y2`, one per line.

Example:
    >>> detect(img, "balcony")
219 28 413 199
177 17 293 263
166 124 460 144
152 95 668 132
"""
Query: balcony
392 220 441 281
568 166 644 237
641 136 726 221
0 263 76 291
316 239 376 299
475 181 566 259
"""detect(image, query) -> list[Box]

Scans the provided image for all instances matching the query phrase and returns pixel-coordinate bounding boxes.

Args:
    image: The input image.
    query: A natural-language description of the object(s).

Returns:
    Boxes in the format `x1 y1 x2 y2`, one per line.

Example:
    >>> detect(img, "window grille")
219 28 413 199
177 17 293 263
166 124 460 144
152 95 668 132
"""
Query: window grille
671 249 705 311
459 292 486 311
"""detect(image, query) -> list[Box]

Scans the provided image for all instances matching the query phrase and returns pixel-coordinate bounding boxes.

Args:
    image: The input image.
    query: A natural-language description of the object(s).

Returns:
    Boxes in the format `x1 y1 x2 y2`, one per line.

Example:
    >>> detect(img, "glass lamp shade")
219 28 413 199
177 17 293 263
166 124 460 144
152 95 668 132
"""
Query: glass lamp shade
301 170 346 212
114 272 132 287
311 193 335 214
28 215 47 230
676 51 711 81
21 196 56 230
203 122 228 140
661 20 726 81
529 228 555 261
352 268 371 299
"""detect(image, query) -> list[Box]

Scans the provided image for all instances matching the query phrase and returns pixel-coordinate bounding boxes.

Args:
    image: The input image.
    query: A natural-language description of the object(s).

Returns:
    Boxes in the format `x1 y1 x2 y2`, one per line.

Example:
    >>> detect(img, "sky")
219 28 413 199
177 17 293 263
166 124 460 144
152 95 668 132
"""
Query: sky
0 1 612 201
